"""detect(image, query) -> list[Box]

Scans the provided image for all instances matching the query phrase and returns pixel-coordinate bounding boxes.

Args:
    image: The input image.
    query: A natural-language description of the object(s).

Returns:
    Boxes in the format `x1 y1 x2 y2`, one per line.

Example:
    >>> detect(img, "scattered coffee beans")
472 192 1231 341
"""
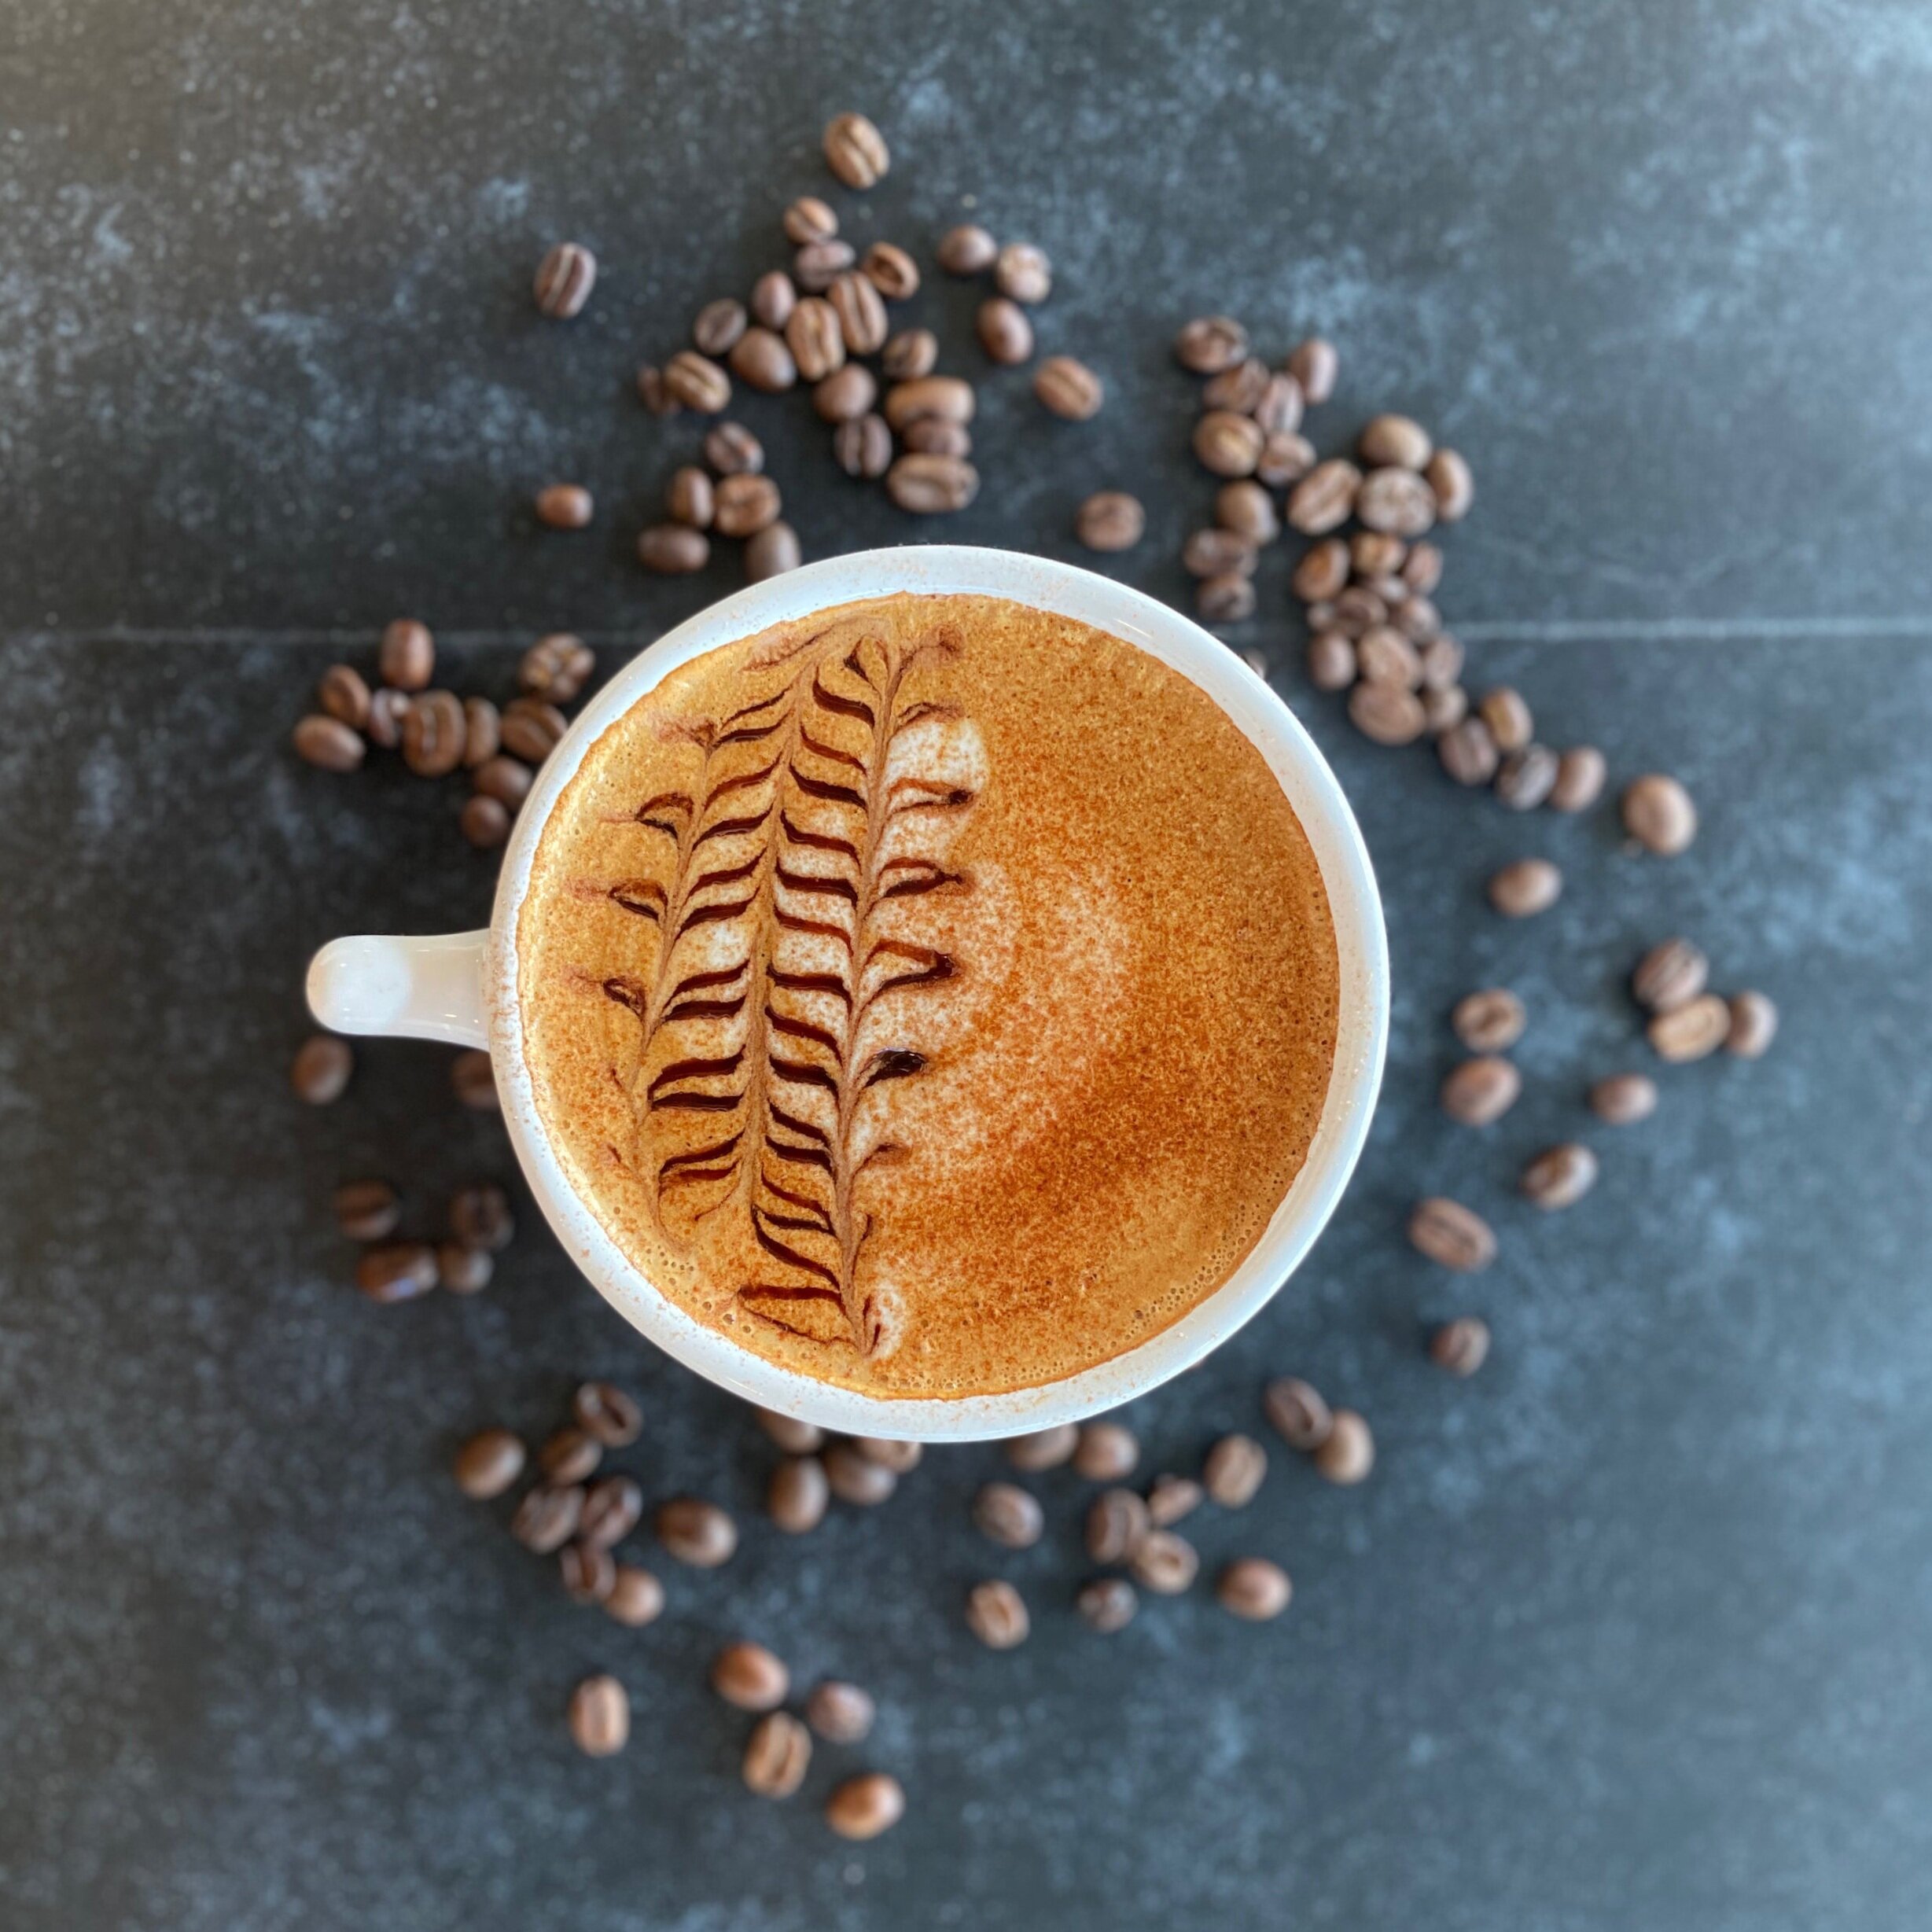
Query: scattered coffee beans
1348 680 1426 745
580 1474 643 1550
1452 988 1525 1053
1264 1377 1334 1451
1216 480 1279 545
604 1564 665 1628
292 712 364 772
1183 528 1257 579
1430 1317 1491 1378
1286 336 1338 403
886 453 979 513
655 1496 738 1566
534 484 594 531
1035 355 1104 420
1648 992 1731 1062
822 112 889 188
807 1680 876 1743
1216 1557 1292 1621
973 1481 1045 1550
714 473 782 538
937 223 998 274
520 634 594 703
567 1673 628 1757
1194 410 1264 477
1488 857 1563 918
1521 1142 1599 1210
966 1578 1030 1649
1632 937 1709 1014
1085 1488 1151 1563
1408 1196 1498 1271
1075 491 1145 551
1726 991 1778 1058
1073 1422 1139 1482
1590 1072 1658 1124
1359 414 1431 470
512 1483 584 1554
1438 716 1500 786
814 363 878 423
454 1427 526 1500
834 413 892 479
1174 315 1249 374
571 1380 641 1446
1202 1433 1268 1507
1621 773 1698 855
782 196 837 245
730 327 797 392
1286 458 1361 533
995 242 1051 304
743 1712 812 1798
538 1427 602 1485
534 243 595 318
1440 1055 1522 1127
1146 1474 1205 1525
712 1640 789 1712
767 1455 830 1533
1076 1576 1139 1633
1496 744 1559 811
559 1540 616 1605
977 296 1034 365
1128 1529 1199 1595
1313 1409 1375 1485
826 1772 905 1841
1549 745 1606 812
638 523 711 573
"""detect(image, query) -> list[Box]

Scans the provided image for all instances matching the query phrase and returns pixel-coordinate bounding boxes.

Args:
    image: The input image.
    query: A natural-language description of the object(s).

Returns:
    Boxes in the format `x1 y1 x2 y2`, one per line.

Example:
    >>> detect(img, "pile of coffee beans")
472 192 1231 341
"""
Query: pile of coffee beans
638 421 802 582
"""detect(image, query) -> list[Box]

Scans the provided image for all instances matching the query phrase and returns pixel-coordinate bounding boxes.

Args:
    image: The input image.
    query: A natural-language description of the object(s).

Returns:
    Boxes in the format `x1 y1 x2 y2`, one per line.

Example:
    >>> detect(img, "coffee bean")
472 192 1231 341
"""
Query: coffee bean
1202 1433 1268 1507
451 1049 499 1110
1291 538 1350 604
966 1578 1029 1649
1286 458 1362 533
559 1540 616 1605
1471 688 1530 755
1522 1142 1599 1210
580 1474 643 1550
756 1408 824 1453
317 664 371 730
886 453 979 513
655 1496 738 1566
1345 530 1398 577
793 241 859 294
1253 372 1305 435
1128 1529 1199 1595
1393 594 1441 644
829 270 888 355
1202 356 1269 414
745 522 802 582
1193 410 1264 478
1426 1316 1491 1378
807 1680 875 1743
1073 1422 1139 1482
1590 1073 1658 1124
1357 412 1430 469
539 1426 602 1485
1440 1054 1522 1126
1348 680 1426 745
785 297 845 381
854 1437 922 1474
605 1564 664 1628
1257 431 1316 487
1215 480 1279 546
1356 626 1422 688
1183 528 1257 579
1076 1577 1139 1633
499 697 567 764
402 691 466 777
767 1455 829 1533
824 1441 897 1504
1547 745 1606 813
782 196 838 245
473 754 533 808
1313 1410 1374 1485
834 414 892 479
1621 773 1698 855
712 1639 789 1711
937 223 998 274
861 241 920 302
826 1772 905 1841
1356 466 1437 536
1426 448 1474 521
1438 716 1500 786
533 243 595 318
742 1712 812 1798
638 522 711 574
823 111 889 188
513 1481 584 1552
333 1179 399 1243
1264 1376 1334 1451
569 1379 641 1446
530 480 595 535
750 270 797 330
377 618 434 691
1035 355 1104 420
813 364 877 425
1648 992 1731 1062
1075 490 1145 551
883 375 976 429
1423 684 1469 733
903 420 972 462
293 714 364 771
1007 1423 1077 1472
460 697 499 770
635 365 679 415
667 466 715 528
1333 587 1389 636
1306 633 1356 692
1408 1197 1497 1271
1174 315 1249 374
663 350 731 414
1496 744 1559 811
973 1481 1044 1550
977 296 1033 365
729 327 798 392
291 1034 353 1103
567 1673 627 1757
1146 1472 1205 1524
1418 631 1463 690
520 634 594 704
1217 1557 1292 1621
436 1242 493 1293
1286 337 1338 403
992 241 1051 304
872 333 935 388
692 296 747 356
1488 858 1562 918
453 1427 525 1500
1085 1488 1150 1562
1632 939 1709 1014
1402 539 1444 592
1198 573 1257 624
1726 991 1779 1059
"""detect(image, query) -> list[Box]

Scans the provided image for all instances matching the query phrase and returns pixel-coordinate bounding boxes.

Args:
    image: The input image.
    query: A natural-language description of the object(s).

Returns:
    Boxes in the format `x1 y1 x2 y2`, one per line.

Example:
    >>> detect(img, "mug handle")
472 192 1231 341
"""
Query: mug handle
305 931 491 1048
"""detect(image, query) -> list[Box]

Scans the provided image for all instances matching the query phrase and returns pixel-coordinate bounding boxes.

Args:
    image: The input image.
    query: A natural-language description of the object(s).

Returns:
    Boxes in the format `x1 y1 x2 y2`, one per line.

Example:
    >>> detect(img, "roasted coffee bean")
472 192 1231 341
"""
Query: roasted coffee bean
828 270 888 355
1393 594 1441 644
1356 466 1437 536
1202 1433 1268 1507
1632 938 1709 1014
362 686 410 748
702 424 764 480
539 1426 602 1485
1146 1472 1205 1524
692 296 747 356
1314 1411 1374 1485
824 1441 897 1504
1348 680 1426 745
499 697 567 764
511 1482 583 1554
1357 626 1422 688
534 242 596 318
605 1564 664 1628
878 331 936 385
1203 356 1270 414
520 634 594 702
1008 1423 1078 1472
1648 992 1731 1062
1726 991 1779 1058
1336 584 1393 633
767 1455 829 1533
1418 632 1463 690
1496 744 1559 811
1183 528 1257 579
666 466 715 528
1198 573 1257 624
973 1481 1044 1550
1085 1488 1151 1562
1441 1055 1522 1127
823 111 889 188
742 1712 812 1798
792 238 854 291
1218 1558 1292 1621
1252 371 1305 435
580 1474 643 1550
1408 1196 1497 1271
1292 538 1351 603
884 374 976 429
1075 490 1145 551
567 1674 627 1757
1348 530 1402 577
451 1049 498 1110
458 698 499 771
638 522 711 574
572 1379 640 1445
293 714 364 771
436 1242 493 1293
1438 716 1500 786
749 270 796 330
1621 773 1698 854
966 1578 1030 1649
826 1772 905 1841
1073 1422 1139 1482
663 350 730 414
1257 431 1316 487
1193 409 1264 477
402 690 466 777
1215 480 1278 545
854 1437 922 1474
1306 633 1357 692
977 296 1033 365
712 1639 789 1711
834 413 893 479
1076 1577 1139 1633
993 241 1051 304
292 1033 354 1104
378 618 435 691
886 453 979 513
1549 745 1607 813
782 195 838 245
756 1408 824 1454
1286 458 1362 533
937 223 998 274
1423 684 1469 733
1359 414 1433 471
453 1428 525 1500
1489 857 1562 918
807 1680 875 1743
901 417 971 456
814 363 878 423
1129 1529 1199 1595
1521 1142 1599 1210
333 1178 399 1242
1264 1376 1334 1451
1401 539 1444 593
635 364 679 415
559 1540 616 1605
1430 1317 1491 1378
1426 447 1474 521
473 754 532 808
785 297 845 381
316 663 371 730
745 521 801 582
1475 687 1532 754
1590 1073 1658 1125
1286 336 1338 403
655 1496 738 1566
1035 355 1103 420
1175 315 1249 374
861 241 920 301
730 326 797 392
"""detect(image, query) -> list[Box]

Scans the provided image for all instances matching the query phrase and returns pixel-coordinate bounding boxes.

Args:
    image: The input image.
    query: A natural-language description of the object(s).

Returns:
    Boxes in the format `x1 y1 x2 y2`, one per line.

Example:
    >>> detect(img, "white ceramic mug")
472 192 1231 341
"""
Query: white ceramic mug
308 546 1389 1440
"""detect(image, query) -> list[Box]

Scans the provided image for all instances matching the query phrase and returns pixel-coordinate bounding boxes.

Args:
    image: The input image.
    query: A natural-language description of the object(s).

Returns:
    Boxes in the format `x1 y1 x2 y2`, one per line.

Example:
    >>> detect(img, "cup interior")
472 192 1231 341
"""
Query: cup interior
485 546 1389 1440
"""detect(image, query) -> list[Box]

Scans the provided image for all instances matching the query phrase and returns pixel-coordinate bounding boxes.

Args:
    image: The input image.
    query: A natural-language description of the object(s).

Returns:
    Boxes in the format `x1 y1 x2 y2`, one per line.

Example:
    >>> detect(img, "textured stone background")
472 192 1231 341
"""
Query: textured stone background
3 4 1931 1929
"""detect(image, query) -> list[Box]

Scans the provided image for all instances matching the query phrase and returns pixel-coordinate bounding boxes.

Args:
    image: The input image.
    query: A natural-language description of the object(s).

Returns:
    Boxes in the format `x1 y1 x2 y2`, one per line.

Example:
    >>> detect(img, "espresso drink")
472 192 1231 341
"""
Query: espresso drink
519 594 1338 1398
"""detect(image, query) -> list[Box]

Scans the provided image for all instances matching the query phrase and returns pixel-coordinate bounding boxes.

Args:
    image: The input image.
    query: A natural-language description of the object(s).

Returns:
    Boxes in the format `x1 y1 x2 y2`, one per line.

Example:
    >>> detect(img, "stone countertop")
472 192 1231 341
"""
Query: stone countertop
3 6 1931 1930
